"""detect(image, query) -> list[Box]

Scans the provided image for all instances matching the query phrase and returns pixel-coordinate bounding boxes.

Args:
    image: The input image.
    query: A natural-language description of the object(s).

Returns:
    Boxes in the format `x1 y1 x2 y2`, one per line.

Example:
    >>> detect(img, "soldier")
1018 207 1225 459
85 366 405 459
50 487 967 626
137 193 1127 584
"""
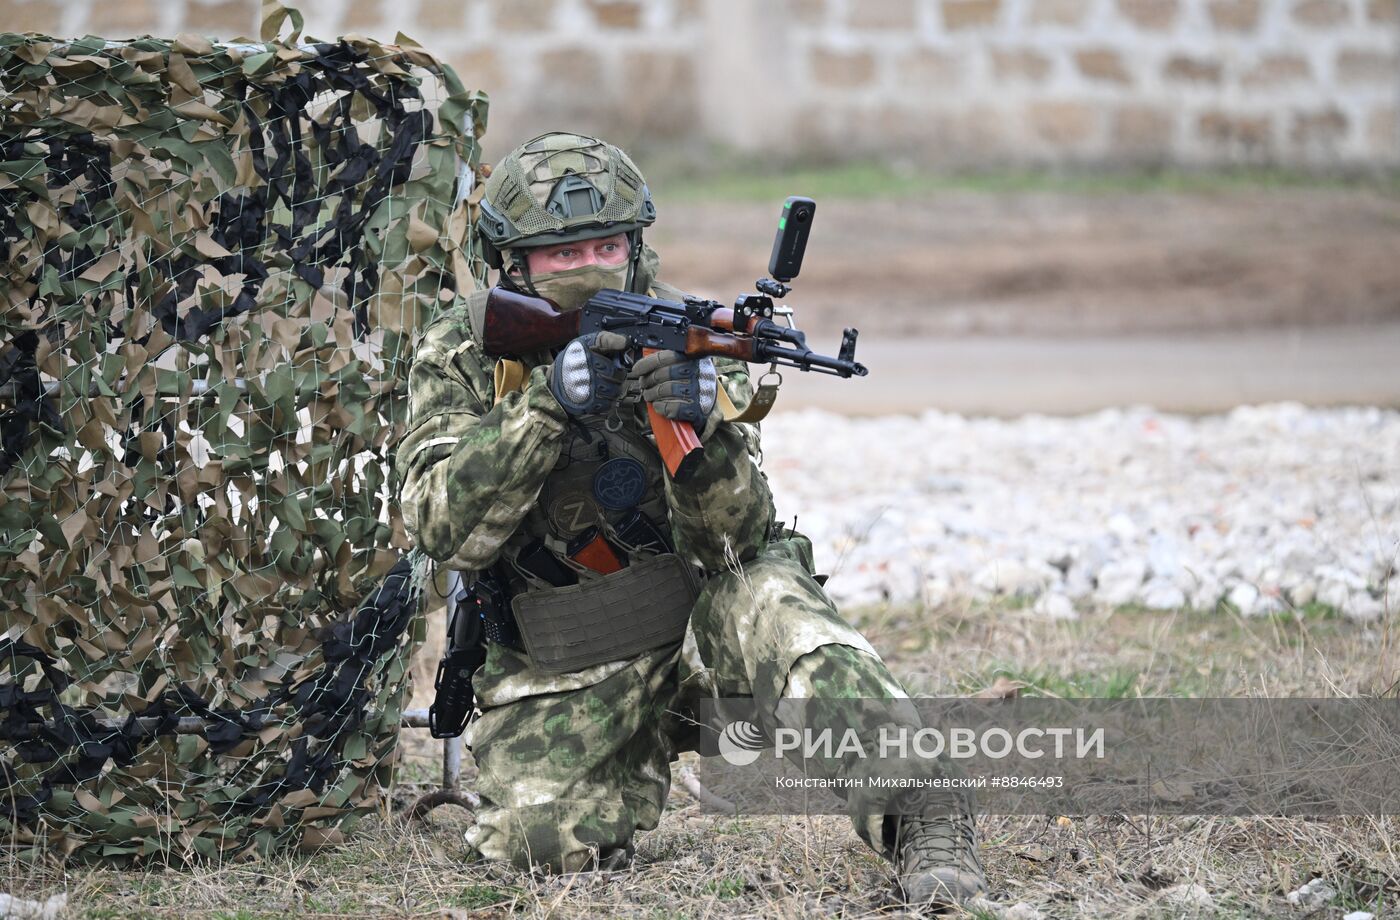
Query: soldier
394 131 987 910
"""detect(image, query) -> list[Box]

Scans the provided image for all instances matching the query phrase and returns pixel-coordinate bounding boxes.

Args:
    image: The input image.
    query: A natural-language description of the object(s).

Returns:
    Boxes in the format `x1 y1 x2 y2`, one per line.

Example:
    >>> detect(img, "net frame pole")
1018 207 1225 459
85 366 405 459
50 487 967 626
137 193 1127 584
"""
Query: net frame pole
440 570 464 793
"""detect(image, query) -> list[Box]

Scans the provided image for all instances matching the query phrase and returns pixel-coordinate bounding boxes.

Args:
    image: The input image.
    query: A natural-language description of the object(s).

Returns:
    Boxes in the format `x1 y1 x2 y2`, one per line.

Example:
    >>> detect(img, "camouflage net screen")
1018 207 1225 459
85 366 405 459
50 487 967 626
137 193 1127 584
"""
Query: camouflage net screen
0 12 488 861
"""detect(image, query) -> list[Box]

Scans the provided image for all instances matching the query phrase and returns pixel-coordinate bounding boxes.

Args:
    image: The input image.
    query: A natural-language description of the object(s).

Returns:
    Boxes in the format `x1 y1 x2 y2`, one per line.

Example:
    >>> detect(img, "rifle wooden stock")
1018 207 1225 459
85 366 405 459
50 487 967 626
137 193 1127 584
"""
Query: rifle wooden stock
483 288 580 355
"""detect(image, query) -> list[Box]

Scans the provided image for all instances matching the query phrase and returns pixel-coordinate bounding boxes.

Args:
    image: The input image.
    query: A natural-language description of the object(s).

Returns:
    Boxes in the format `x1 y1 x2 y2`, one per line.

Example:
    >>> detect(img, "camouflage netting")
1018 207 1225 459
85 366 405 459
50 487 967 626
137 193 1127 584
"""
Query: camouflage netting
0 4 488 861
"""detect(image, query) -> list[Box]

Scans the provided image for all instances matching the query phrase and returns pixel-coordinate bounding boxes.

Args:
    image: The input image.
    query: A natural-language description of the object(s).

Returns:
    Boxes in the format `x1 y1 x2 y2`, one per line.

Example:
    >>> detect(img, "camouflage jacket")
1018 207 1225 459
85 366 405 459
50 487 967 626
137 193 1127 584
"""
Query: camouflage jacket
393 249 777 591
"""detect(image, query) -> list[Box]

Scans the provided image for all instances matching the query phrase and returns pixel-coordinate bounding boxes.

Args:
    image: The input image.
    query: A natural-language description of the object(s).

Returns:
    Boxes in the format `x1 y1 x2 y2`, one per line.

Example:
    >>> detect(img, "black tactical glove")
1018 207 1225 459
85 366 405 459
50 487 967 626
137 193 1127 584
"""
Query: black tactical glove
631 350 719 427
547 330 631 417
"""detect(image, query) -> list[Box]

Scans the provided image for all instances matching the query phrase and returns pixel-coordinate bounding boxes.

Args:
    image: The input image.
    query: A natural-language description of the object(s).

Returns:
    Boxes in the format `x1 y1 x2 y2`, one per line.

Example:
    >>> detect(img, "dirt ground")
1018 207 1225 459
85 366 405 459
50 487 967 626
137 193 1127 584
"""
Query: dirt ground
647 188 1400 340
19 603 1396 918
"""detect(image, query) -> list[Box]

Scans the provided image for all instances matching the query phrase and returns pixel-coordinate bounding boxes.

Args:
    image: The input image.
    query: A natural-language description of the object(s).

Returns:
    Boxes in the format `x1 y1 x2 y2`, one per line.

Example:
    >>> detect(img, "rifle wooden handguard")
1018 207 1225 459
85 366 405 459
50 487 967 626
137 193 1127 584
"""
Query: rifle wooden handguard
707 308 761 336
684 326 759 361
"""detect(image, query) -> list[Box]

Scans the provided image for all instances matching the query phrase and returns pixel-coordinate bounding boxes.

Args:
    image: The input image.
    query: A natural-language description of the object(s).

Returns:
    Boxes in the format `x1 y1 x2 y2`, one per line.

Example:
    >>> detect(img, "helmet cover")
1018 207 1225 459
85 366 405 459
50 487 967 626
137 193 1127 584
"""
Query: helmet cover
478 131 657 251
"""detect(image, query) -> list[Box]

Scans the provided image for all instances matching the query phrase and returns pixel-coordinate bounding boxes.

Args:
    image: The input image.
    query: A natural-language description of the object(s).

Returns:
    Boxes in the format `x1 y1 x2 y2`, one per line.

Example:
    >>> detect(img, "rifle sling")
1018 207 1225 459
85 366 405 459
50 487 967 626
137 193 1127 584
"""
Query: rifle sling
718 376 778 423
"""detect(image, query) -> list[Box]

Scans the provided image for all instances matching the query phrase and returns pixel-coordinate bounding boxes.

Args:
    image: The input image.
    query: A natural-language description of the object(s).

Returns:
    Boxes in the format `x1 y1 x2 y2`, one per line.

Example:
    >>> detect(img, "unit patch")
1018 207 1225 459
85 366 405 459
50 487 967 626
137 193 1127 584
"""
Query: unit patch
592 457 647 510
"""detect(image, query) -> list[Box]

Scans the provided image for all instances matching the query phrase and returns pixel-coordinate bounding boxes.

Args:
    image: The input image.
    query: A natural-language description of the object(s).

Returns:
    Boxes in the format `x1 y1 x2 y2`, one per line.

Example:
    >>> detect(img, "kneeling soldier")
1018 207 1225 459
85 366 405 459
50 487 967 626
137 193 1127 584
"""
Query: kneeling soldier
394 132 986 911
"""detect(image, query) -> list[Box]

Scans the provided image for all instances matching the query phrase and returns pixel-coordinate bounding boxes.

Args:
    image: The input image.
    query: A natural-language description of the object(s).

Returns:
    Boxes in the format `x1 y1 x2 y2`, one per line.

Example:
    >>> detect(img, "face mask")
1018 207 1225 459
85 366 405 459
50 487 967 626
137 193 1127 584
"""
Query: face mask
527 262 630 313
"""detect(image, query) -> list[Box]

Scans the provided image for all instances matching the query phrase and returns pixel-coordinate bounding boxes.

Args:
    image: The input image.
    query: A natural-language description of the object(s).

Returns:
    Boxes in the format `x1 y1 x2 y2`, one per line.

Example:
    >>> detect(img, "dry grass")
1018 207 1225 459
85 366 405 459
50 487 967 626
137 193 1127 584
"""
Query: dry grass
5 601 1398 919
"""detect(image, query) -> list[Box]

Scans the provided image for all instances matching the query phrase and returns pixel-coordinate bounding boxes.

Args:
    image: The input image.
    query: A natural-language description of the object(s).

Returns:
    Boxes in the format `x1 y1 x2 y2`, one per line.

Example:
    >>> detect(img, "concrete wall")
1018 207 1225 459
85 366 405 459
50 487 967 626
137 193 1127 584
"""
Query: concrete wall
5 0 1398 167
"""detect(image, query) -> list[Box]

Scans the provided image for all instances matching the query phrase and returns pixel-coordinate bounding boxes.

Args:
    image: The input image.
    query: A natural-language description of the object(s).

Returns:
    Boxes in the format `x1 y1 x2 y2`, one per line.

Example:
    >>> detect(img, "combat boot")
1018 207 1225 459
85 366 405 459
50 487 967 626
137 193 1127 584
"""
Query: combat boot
556 841 635 874
596 842 635 871
893 812 987 910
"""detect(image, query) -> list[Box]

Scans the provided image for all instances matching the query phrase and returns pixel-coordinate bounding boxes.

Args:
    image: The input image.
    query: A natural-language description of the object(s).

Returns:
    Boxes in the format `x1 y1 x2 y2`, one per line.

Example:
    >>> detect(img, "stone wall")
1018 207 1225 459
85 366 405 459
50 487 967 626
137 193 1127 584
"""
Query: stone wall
5 0 1398 167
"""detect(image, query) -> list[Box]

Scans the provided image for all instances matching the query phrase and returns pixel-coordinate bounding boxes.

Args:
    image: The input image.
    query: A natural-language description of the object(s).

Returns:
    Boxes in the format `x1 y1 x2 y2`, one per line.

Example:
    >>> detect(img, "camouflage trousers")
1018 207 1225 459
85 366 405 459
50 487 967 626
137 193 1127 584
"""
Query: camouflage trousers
462 536 924 872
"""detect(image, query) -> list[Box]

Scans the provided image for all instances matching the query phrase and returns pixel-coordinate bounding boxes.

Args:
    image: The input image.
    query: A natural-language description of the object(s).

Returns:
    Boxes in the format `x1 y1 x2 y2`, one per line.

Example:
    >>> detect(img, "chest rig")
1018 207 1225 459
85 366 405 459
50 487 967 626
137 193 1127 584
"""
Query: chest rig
534 404 669 556
483 359 700 673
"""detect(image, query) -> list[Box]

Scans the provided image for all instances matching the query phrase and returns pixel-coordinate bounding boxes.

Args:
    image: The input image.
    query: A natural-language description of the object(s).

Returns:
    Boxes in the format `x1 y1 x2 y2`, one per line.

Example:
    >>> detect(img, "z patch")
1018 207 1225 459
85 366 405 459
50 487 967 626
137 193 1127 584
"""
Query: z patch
548 494 600 536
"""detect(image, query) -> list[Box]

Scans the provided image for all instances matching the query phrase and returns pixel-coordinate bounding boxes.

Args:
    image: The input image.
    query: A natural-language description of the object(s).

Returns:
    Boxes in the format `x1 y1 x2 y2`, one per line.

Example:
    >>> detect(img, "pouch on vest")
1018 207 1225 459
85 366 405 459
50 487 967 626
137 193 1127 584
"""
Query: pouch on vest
510 552 699 674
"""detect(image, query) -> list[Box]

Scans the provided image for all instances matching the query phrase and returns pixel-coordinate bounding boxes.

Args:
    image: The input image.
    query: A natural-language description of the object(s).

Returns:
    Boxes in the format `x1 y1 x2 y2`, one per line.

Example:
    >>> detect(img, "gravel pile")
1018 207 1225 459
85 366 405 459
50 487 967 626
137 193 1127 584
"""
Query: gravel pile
761 404 1399 621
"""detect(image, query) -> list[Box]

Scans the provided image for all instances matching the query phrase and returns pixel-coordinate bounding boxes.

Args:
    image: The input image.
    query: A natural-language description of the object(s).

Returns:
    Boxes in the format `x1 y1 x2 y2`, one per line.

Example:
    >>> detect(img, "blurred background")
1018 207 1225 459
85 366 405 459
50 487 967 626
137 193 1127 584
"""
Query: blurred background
8 0 1398 414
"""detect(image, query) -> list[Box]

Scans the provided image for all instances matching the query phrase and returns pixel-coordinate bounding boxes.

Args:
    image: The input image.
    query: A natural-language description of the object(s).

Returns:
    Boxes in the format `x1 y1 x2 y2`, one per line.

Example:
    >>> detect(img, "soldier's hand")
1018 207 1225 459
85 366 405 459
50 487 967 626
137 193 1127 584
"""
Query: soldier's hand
631 350 719 430
547 331 631 417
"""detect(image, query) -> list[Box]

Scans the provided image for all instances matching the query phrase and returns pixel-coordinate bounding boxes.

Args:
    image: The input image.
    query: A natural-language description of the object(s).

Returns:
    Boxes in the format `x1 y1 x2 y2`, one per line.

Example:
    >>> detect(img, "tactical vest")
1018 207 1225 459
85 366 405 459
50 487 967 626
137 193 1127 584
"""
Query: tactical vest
453 282 712 671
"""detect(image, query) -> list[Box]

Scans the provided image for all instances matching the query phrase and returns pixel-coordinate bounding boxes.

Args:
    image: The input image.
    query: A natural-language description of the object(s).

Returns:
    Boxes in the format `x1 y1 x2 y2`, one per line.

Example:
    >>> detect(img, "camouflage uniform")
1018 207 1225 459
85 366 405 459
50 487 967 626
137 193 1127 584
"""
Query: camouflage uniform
394 250 921 871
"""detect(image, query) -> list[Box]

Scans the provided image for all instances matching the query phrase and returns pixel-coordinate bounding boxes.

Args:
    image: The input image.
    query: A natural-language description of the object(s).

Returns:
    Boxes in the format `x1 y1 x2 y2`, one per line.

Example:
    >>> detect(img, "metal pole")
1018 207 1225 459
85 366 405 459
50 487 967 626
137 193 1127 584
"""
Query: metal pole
441 570 464 793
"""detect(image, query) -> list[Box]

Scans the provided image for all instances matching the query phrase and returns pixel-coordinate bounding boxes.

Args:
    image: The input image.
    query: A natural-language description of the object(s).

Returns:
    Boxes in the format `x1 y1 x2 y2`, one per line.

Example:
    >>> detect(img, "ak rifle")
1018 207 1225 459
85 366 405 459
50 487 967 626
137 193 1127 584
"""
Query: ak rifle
482 196 867 479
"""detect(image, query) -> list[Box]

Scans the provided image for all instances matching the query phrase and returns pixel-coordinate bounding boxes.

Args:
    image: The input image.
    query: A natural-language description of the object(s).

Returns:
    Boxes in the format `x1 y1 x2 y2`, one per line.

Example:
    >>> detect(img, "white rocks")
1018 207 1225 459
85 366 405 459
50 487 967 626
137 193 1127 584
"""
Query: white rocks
1062 568 1096 600
1095 558 1147 607
1140 578 1187 611
1283 574 1317 607
1284 878 1336 908
920 574 952 609
1033 592 1077 620
1370 553 1396 589
1213 556 1243 581
1345 592 1386 623
965 900 1044 920
1317 565 1368 592
973 559 1058 598
1160 883 1214 910
1317 579 1354 611
1188 574 1223 612
1147 534 1185 584
1342 912 1375 920
1107 512 1137 543
760 405 1400 616
0 893 67 920
1227 582 1261 616
1073 538 1116 583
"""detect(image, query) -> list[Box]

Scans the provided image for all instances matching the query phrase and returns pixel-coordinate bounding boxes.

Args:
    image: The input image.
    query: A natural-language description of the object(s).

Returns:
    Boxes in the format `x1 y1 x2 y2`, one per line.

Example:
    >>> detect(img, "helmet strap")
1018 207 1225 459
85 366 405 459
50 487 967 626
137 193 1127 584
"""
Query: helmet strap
501 250 541 297
626 229 644 293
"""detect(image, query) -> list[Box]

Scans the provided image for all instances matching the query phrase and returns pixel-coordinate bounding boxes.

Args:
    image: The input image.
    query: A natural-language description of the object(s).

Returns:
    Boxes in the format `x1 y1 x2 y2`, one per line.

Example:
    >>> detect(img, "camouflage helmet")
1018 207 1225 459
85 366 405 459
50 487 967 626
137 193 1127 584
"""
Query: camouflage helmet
477 131 657 262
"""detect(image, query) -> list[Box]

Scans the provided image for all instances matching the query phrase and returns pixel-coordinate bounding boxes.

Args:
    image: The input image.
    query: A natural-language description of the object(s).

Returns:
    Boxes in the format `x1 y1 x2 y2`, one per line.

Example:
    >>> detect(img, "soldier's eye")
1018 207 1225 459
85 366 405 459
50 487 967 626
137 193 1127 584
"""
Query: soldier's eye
597 241 629 263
